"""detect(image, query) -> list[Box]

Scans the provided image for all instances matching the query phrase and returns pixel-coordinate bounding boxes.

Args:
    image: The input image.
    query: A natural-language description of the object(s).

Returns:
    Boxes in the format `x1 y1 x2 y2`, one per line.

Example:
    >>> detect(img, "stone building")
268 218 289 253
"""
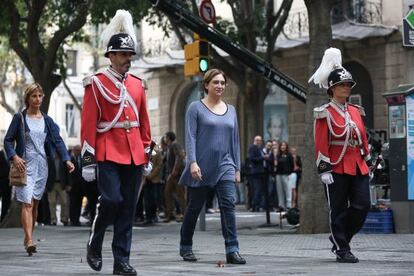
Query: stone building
134 0 414 158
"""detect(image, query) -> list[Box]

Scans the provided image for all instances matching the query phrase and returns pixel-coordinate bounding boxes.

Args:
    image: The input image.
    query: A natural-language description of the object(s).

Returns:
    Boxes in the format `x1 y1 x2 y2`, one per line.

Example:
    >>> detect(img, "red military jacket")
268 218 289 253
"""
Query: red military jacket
81 68 151 166
314 101 371 176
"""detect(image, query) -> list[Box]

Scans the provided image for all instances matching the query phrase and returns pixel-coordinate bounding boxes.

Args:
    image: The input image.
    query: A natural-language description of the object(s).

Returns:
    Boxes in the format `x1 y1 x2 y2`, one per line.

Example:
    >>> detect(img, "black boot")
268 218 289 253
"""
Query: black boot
86 244 102 271
226 252 246 264
336 251 359 263
113 262 137 275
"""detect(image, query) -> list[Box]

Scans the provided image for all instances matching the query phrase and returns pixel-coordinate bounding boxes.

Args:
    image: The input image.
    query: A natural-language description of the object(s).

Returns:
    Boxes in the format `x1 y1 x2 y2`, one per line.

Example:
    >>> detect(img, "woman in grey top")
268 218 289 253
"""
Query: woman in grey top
179 69 246 264
4 83 74 255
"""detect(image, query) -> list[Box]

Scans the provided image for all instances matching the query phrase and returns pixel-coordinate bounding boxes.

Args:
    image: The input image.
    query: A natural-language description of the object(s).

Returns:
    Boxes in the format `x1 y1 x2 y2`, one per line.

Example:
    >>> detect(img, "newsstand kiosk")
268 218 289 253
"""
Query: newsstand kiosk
383 83 414 233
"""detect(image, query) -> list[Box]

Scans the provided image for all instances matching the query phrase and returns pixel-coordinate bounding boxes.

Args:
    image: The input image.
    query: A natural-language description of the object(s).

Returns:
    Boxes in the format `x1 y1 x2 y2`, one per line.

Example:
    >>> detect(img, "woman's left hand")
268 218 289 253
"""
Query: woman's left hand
235 171 241 183
66 160 75 173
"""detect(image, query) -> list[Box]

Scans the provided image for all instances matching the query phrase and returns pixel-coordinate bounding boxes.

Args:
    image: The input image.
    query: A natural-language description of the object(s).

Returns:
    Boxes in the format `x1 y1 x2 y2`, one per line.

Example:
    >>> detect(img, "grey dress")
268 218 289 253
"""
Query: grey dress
14 116 48 204
179 100 241 187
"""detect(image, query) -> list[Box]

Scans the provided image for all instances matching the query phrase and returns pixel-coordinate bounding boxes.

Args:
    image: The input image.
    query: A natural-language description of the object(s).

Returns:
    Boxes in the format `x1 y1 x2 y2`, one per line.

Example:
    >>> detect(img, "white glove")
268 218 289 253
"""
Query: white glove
320 172 334 185
143 162 153 176
369 171 374 182
82 165 96 182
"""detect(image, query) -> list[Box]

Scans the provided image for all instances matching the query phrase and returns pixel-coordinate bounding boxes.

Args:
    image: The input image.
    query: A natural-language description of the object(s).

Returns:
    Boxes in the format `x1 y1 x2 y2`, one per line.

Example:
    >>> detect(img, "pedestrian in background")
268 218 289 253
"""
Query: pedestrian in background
263 140 275 210
142 144 163 225
3 83 74 255
275 141 294 211
310 47 371 263
47 154 70 226
179 68 246 264
163 131 186 222
247 136 265 212
290 146 302 207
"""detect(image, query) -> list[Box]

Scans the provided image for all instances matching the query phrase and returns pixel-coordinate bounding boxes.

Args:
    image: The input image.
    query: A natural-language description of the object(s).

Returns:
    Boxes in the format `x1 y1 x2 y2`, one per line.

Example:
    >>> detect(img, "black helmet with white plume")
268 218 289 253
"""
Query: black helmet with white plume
308 48 356 95
101 10 137 58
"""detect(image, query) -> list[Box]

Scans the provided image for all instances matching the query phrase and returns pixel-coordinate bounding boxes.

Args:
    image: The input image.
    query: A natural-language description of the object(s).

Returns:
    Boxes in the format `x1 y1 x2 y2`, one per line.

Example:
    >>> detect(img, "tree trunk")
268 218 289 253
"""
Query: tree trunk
39 74 62 113
299 0 336 234
242 71 267 147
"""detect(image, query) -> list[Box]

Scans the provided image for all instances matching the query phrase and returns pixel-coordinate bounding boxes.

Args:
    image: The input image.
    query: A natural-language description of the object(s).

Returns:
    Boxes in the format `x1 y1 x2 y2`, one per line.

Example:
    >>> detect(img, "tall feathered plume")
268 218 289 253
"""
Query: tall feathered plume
100 10 137 49
308 47 342 89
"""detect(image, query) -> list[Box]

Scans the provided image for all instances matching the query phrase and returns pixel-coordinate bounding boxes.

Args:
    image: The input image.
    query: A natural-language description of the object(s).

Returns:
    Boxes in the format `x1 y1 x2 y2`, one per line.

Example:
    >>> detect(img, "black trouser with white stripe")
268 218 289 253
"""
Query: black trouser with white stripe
88 161 142 264
324 172 370 255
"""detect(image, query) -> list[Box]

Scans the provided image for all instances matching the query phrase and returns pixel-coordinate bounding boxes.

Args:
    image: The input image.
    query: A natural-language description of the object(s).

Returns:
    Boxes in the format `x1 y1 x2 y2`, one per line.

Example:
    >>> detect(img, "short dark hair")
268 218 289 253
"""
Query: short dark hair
164 131 176 142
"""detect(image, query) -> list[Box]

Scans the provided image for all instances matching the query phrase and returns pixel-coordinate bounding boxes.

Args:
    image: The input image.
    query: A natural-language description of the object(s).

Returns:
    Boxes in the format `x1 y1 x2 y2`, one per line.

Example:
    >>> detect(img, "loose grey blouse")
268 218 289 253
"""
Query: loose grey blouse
179 100 241 187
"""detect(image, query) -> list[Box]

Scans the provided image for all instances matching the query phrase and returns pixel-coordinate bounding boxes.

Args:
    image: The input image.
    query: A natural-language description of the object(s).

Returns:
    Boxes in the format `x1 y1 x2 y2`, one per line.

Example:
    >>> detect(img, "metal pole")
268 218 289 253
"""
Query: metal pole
264 172 271 224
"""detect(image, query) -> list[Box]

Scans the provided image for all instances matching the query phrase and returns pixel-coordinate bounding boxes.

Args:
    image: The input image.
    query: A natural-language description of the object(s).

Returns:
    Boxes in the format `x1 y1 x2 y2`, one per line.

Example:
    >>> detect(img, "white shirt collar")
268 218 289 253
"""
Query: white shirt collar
107 66 126 81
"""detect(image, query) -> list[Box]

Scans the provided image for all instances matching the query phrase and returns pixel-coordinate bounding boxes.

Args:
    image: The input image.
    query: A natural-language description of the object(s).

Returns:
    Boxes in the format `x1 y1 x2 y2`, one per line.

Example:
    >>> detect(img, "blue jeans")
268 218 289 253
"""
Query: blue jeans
180 180 239 254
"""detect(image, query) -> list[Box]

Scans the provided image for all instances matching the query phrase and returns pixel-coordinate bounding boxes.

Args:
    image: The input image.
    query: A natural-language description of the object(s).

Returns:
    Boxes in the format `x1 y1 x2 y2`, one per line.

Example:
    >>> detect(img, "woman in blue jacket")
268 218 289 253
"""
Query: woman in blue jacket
4 83 74 255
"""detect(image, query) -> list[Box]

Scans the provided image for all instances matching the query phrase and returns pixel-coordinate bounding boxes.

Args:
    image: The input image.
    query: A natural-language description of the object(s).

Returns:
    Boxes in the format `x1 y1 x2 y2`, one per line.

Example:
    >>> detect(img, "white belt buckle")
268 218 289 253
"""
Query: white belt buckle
123 120 131 129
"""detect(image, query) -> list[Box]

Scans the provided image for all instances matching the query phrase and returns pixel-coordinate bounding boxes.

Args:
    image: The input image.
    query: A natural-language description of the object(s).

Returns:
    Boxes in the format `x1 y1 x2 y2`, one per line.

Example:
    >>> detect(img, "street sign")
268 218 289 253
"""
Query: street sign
403 8 414 47
199 0 216 24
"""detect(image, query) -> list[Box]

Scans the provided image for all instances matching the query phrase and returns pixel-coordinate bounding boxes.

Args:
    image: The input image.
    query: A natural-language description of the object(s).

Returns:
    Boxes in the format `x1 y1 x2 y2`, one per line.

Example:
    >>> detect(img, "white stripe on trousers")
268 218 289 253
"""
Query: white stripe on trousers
325 183 341 252
88 165 100 246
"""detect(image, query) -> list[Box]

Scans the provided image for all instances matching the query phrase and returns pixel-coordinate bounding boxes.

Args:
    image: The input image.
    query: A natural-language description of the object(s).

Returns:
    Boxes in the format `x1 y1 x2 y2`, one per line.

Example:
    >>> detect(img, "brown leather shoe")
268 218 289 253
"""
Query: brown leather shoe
163 216 175 223
175 214 183 222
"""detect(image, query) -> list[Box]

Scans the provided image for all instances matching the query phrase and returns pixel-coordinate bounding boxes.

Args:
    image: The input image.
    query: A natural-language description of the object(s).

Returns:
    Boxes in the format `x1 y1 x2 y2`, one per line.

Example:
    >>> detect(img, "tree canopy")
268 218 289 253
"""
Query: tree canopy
0 0 151 112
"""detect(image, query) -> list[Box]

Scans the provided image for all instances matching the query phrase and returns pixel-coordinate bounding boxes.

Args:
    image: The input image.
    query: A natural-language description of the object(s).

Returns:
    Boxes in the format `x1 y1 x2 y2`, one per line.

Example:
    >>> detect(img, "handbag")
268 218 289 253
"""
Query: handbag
9 112 27 187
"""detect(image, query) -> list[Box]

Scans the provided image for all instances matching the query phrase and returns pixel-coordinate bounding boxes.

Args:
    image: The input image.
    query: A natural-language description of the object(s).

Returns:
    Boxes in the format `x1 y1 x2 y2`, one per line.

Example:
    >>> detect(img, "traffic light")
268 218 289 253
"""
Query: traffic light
184 34 209 77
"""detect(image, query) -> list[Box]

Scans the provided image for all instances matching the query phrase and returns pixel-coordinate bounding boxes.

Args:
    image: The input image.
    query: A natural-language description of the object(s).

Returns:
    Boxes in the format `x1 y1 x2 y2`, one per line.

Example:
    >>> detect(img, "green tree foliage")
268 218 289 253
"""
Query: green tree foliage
147 0 293 146
0 0 151 113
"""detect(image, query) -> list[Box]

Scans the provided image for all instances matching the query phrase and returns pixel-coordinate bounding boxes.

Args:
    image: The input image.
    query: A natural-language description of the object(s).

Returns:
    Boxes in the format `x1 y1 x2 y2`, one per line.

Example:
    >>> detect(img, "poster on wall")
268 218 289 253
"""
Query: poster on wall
406 94 414 200
263 84 289 142
389 105 406 139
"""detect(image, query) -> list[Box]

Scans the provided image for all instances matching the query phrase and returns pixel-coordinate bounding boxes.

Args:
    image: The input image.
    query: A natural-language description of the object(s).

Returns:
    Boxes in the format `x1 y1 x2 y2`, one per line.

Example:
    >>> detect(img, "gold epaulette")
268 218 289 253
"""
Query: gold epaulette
348 103 366 116
313 104 329 119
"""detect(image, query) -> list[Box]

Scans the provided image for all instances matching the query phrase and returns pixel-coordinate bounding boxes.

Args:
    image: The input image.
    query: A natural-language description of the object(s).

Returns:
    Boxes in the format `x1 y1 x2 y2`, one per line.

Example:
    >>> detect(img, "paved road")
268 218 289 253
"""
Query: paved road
0 211 413 275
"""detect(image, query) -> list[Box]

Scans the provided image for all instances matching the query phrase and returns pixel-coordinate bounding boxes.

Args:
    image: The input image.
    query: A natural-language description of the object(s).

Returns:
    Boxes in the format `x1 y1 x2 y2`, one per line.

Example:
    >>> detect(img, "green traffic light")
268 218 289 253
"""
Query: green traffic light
199 58 208 72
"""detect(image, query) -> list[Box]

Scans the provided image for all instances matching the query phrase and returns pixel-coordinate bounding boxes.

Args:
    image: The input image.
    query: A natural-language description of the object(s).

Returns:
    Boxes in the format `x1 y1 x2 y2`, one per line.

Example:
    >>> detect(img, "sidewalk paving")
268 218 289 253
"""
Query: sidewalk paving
0 211 413 276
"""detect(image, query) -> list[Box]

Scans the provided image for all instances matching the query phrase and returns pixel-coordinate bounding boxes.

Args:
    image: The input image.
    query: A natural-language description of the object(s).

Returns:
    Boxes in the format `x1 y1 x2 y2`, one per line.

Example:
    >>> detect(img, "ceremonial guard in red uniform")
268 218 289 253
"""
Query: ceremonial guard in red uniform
81 10 151 276
309 48 372 263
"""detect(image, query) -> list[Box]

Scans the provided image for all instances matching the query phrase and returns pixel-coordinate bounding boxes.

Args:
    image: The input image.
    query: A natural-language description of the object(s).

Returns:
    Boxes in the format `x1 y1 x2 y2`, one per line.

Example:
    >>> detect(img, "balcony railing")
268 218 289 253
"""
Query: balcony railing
332 0 383 25
283 0 383 39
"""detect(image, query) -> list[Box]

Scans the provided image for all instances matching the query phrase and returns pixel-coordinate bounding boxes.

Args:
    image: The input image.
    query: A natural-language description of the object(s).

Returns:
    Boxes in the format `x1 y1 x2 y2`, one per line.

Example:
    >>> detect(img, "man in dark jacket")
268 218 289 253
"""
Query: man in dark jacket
47 154 70 225
247 136 268 212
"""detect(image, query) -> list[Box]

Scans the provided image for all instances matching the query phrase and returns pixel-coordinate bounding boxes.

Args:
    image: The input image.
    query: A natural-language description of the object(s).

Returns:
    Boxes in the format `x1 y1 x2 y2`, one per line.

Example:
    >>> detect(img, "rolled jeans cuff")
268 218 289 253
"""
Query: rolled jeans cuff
225 245 239 254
